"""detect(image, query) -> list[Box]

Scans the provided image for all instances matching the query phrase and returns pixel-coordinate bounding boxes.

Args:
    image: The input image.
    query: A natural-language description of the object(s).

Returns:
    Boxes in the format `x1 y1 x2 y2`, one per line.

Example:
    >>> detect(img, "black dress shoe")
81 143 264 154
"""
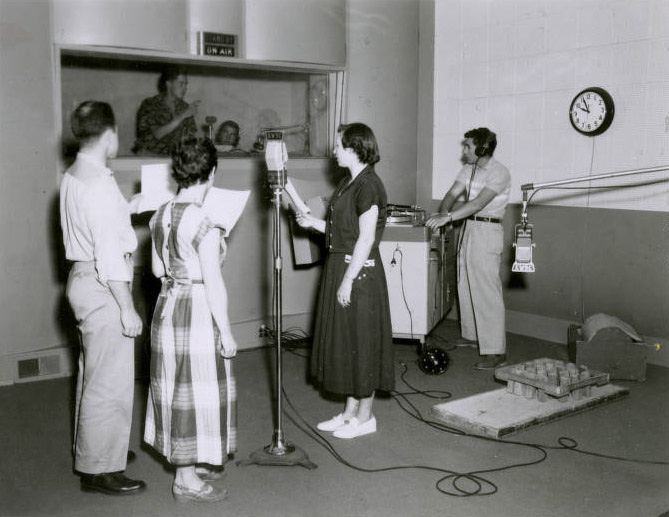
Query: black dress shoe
80 472 146 496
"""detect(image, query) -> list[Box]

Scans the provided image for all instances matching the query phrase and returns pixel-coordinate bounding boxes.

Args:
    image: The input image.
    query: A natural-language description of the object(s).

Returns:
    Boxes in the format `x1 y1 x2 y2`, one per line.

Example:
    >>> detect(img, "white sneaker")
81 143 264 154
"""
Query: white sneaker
317 413 350 432
333 417 377 439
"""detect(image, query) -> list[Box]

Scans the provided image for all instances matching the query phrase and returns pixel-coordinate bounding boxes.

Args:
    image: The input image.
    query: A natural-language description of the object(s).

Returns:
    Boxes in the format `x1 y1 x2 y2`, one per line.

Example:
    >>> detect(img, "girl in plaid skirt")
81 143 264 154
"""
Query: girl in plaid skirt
145 137 237 503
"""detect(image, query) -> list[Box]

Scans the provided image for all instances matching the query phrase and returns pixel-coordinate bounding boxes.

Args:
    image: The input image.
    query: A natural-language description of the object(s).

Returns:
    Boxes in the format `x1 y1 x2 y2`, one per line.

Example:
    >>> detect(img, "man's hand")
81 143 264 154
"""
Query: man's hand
120 308 143 337
425 213 452 231
183 100 201 119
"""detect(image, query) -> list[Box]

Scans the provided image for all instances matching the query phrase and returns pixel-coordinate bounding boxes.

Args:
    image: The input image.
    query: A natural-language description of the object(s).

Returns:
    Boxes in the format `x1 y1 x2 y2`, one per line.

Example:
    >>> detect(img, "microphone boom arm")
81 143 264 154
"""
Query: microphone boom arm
513 164 669 274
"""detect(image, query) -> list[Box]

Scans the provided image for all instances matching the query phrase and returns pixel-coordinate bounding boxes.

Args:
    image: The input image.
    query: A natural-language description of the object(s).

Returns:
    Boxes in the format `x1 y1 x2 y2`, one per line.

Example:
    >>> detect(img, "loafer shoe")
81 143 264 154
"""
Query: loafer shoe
474 354 508 370
80 472 146 496
173 482 228 503
333 417 377 439
317 413 350 432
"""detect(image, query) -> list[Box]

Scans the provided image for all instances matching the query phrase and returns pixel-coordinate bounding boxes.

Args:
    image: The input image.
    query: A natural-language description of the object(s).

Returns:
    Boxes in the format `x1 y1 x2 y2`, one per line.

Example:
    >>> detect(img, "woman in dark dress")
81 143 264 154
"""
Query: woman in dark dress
296 123 393 439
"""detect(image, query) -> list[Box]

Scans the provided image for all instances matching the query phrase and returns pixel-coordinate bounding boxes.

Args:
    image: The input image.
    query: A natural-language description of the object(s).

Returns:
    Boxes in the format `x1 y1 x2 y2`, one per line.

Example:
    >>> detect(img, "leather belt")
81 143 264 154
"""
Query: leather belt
468 216 501 224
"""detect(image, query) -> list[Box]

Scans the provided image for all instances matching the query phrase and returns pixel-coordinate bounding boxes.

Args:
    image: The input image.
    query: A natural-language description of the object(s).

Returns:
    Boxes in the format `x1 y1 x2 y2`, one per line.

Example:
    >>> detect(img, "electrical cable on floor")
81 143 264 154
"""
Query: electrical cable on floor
275 354 669 498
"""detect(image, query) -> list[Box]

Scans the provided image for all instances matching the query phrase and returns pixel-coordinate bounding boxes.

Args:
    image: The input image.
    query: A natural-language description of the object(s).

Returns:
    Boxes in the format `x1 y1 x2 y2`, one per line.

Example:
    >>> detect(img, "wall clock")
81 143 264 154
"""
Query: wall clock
569 87 615 136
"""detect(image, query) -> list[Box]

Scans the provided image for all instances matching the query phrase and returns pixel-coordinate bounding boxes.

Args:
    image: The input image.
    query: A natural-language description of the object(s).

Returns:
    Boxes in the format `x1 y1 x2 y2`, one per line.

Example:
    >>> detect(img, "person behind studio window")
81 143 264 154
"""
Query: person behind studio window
133 67 200 156
215 119 249 156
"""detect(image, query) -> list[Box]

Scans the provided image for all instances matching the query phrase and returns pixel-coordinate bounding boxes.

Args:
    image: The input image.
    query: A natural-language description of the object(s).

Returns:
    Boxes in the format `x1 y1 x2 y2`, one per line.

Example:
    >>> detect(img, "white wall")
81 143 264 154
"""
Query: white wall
245 0 346 65
347 0 420 204
432 0 669 211
53 0 189 52
188 0 244 55
0 0 62 359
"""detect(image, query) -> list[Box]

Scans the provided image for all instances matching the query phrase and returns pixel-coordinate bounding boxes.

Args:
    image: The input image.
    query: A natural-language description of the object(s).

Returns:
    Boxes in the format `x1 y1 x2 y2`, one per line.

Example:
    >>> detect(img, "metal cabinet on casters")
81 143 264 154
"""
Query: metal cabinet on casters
379 225 455 343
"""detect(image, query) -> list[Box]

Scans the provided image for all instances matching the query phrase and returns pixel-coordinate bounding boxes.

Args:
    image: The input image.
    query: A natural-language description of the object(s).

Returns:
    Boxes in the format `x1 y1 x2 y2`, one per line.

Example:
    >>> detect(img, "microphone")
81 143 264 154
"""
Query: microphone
264 131 288 189
205 116 217 140
511 198 536 273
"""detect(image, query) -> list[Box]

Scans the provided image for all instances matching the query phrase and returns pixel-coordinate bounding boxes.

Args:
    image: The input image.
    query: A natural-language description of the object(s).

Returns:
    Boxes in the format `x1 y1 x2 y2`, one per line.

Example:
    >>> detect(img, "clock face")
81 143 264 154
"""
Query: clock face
569 87 614 136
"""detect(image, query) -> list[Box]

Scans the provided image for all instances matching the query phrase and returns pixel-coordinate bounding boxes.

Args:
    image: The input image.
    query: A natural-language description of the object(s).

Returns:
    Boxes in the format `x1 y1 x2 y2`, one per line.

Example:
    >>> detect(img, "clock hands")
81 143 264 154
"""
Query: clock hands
581 97 590 113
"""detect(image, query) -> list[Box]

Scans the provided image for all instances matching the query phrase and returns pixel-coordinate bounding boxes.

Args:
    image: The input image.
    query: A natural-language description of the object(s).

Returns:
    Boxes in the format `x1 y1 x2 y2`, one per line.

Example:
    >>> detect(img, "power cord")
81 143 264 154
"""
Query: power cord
390 245 414 339
276 356 669 498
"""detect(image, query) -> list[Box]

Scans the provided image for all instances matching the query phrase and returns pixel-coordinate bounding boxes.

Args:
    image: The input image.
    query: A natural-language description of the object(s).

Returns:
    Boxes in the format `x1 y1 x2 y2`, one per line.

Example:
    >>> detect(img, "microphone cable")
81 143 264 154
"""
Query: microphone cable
276 353 669 498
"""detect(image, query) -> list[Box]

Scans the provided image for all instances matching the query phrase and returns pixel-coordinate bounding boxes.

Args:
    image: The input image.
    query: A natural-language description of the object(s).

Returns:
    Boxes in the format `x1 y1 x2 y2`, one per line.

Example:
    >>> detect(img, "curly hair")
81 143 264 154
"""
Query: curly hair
170 137 218 189
338 123 380 165
464 127 497 157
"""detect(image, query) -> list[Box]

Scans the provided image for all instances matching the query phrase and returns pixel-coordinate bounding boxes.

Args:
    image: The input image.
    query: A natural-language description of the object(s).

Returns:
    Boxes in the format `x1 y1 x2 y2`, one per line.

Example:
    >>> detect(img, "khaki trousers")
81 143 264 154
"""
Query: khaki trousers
457 220 506 355
66 261 134 474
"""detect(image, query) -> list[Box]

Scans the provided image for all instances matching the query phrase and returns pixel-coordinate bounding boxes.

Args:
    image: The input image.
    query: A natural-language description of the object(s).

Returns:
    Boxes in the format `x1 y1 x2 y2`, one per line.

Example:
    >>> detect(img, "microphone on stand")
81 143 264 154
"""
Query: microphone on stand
264 131 288 189
205 116 217 140
511 194 536 273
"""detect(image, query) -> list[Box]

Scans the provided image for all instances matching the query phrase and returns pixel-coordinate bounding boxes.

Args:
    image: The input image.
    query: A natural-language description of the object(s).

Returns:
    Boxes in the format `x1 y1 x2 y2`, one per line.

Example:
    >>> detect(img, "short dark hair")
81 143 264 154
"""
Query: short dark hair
338 123 380 165
215 120 240 146
71 101 116 143
170 137 218 188
464 127 497 157
158 67 187 94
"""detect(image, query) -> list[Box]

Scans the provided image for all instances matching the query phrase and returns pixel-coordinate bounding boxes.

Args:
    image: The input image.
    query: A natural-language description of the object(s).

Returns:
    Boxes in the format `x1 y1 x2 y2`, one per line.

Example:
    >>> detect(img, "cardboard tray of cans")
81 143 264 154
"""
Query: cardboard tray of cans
495 358 610 399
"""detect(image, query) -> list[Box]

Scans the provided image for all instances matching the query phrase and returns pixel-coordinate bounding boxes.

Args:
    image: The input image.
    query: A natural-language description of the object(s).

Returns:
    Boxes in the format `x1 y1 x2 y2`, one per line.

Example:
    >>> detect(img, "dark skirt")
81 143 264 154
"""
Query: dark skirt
311 248 394 397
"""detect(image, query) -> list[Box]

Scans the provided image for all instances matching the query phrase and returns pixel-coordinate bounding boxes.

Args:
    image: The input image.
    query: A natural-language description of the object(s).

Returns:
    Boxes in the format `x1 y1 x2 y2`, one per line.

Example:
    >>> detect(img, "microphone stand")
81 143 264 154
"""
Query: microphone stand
238 168 316 470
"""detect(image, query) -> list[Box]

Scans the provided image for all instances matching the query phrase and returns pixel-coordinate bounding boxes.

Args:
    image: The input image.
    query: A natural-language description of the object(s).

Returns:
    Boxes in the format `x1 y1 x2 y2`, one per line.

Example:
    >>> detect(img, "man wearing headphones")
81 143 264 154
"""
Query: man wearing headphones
426 128 511 370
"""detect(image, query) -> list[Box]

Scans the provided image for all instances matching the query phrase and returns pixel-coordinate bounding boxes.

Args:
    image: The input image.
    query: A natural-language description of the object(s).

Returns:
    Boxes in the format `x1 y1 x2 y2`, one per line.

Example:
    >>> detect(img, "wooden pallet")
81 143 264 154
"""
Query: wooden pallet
430 384 629 438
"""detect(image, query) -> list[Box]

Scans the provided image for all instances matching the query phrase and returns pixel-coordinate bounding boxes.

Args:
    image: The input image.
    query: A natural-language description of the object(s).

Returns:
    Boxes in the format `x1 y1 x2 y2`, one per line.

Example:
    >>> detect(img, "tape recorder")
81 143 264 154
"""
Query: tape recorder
386 204 426 226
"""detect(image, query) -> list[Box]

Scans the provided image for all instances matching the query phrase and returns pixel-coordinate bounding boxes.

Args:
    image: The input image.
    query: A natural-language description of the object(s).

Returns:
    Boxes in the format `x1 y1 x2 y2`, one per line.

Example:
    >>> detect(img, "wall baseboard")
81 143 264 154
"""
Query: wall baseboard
0 346 77 387
0 313 313 386
3 309 664 386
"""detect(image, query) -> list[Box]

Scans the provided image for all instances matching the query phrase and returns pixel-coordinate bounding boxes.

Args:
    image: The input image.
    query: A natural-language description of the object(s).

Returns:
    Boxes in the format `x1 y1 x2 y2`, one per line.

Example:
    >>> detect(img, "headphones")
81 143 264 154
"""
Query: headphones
472 128 497 158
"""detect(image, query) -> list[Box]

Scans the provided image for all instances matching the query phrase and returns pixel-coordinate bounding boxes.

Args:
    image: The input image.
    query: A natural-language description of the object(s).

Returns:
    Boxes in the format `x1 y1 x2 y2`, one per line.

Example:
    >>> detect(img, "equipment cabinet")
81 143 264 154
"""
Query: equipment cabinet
379 225 455 343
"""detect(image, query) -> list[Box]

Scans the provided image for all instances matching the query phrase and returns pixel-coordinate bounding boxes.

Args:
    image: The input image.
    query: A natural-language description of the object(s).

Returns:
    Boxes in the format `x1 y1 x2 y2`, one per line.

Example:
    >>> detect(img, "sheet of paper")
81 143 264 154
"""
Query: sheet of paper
202 187 251 234
139 163 176 212
284 178 311 214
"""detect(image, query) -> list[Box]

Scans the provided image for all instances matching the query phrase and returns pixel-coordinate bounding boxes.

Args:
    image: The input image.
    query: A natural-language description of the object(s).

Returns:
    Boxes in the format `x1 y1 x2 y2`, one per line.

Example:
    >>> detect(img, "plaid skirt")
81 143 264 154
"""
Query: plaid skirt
144 282 237 466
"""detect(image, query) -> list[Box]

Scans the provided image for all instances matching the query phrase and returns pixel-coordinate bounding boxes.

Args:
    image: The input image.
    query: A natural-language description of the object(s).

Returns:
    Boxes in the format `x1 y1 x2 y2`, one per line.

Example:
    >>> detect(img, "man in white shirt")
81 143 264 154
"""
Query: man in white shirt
60 101 145 495
426 128 511 370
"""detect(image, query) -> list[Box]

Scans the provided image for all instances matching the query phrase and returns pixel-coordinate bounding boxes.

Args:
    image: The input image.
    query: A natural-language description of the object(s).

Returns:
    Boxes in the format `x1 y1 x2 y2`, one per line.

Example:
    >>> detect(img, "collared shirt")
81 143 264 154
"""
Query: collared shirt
133 94 197 155
60 153 137 284
325 166 387 253
455 157 511 219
